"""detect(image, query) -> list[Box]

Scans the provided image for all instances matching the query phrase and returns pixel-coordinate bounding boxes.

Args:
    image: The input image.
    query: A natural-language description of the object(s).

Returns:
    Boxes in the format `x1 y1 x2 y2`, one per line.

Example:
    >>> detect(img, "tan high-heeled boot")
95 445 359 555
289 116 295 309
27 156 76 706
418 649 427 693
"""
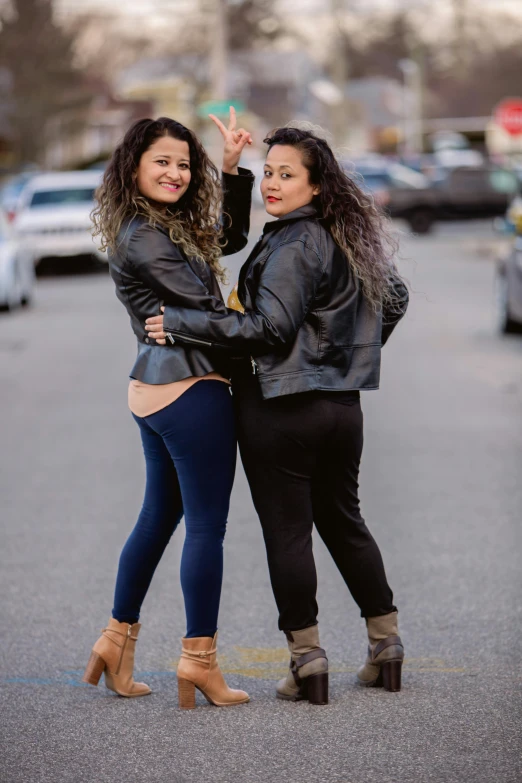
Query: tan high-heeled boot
82 618 151 697
357 611 404 692
177 632 249 709
276 625 329 704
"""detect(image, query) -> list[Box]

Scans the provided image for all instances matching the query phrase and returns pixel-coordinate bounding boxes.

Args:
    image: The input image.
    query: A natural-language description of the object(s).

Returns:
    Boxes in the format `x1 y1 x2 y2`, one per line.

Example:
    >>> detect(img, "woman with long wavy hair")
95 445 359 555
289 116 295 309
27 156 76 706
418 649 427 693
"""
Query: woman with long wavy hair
146 126 409 705
82 112 254 710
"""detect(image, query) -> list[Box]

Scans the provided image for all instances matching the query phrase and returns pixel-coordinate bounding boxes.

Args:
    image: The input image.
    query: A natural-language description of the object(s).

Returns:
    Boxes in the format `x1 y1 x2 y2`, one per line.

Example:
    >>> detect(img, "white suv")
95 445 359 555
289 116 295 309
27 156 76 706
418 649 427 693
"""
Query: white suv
14 171 106 267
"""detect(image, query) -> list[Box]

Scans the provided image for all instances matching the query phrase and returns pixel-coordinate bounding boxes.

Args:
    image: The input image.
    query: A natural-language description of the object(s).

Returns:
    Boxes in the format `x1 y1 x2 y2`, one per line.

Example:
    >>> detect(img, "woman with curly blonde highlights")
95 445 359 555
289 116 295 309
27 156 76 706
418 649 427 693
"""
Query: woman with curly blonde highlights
83 112 254 710
147 126 409 704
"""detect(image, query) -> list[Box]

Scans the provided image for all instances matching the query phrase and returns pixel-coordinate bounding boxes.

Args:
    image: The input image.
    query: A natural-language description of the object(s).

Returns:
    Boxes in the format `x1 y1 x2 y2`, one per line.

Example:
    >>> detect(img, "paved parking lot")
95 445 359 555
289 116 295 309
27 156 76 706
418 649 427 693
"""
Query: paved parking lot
1 220 521 783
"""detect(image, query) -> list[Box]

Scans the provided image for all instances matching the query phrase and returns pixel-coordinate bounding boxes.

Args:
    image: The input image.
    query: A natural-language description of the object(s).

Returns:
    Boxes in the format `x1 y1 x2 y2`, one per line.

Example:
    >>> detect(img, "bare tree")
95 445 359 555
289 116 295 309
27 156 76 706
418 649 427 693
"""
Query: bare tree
340 7 522 120
65 13 164 79
227 0 282 50
345 12 419 81
0 0 86 165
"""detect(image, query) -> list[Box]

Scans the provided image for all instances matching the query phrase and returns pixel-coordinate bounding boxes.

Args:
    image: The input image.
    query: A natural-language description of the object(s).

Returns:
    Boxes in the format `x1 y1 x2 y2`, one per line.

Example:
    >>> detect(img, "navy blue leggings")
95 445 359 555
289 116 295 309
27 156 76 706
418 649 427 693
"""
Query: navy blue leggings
112 380 236 638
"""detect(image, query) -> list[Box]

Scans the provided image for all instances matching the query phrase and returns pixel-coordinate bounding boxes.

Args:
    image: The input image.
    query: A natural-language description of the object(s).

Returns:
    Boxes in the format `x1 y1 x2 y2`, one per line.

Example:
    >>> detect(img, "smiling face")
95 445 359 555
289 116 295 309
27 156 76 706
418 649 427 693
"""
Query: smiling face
136 135 191 206
260 144 320 218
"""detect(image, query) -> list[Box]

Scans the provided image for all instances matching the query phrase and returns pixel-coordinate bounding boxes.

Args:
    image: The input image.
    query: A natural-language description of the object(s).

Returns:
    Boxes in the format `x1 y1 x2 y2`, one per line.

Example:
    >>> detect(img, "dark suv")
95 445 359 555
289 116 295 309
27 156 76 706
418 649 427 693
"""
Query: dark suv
431 166 519 221
348 159 520 235
348 159 438 234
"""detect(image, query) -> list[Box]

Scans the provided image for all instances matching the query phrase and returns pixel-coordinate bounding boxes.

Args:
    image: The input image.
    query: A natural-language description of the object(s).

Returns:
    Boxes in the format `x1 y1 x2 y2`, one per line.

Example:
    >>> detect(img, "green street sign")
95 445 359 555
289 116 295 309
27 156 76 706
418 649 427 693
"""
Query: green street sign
197 99 246 118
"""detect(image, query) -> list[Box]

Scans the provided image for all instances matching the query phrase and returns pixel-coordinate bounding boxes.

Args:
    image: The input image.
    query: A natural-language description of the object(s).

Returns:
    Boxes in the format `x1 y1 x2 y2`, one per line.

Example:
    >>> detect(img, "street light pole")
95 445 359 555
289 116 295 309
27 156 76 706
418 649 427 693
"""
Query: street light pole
210 0 228 101
398 58 422 157
452 0 469 72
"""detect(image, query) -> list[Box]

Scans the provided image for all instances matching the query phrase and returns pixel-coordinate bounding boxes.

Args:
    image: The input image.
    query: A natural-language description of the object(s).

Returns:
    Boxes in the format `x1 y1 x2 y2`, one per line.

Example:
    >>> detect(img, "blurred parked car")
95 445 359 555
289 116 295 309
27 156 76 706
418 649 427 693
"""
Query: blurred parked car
348 158 438 234
431 165 519 222
511 163 522 190
13 171 106 268
0 211 34 311
496 196 522 334
0 170 38 223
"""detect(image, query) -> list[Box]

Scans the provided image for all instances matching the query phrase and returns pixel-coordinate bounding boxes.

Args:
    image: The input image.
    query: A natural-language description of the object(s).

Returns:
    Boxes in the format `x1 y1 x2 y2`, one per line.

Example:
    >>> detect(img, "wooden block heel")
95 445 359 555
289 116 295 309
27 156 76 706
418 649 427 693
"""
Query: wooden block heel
358 622 404 691
382 660 402 692
305 672 329 705
178 677 196 710
82 651 106 686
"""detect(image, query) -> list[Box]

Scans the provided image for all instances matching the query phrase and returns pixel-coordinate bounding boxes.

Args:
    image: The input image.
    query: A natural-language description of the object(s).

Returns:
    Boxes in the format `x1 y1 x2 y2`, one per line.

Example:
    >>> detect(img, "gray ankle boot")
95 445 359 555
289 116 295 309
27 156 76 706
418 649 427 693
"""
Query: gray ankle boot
357 611 404 692
276 625 329 704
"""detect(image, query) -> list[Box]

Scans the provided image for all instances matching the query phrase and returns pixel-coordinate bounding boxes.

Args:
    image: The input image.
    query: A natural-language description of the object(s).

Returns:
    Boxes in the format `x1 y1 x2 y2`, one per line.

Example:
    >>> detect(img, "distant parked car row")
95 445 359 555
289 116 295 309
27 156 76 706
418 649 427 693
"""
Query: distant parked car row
0 171 38 224
12 171 106 268
1 159 521 334
0 210 34 311
0 170 106 311
347 159 437 233
346 157 520 235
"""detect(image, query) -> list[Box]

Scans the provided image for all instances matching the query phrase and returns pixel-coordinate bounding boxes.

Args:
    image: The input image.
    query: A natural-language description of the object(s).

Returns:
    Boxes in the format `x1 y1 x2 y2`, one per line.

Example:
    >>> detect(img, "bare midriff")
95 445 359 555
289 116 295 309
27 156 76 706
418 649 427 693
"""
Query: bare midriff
128 373 230 418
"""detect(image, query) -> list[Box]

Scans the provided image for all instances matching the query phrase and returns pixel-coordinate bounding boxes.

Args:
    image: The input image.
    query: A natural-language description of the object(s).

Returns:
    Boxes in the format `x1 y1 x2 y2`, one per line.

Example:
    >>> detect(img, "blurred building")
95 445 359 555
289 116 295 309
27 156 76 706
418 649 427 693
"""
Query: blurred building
112 51 387 155
115 50 332 134
44 79 153 170
346 77 413 153
229 50 324 127
115 57 203 130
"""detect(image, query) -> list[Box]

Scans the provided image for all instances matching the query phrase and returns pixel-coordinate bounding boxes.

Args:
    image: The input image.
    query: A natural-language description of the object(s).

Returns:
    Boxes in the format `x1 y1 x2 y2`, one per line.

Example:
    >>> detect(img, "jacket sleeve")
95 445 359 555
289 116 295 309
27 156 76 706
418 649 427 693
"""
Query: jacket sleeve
221 168 254 256
162 240 324 351
127 223 227 313
381 275 409 346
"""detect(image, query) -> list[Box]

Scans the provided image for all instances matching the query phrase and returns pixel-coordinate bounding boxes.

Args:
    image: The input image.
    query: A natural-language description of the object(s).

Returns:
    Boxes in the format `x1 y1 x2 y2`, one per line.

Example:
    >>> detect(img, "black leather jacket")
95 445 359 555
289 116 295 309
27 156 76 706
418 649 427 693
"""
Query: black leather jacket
109 170 254 384
163 204 409 399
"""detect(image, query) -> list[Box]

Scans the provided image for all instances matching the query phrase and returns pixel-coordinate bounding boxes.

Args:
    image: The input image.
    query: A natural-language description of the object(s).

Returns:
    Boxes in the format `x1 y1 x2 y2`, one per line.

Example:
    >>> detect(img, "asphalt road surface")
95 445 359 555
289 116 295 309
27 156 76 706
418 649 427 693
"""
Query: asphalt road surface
1 218 521 783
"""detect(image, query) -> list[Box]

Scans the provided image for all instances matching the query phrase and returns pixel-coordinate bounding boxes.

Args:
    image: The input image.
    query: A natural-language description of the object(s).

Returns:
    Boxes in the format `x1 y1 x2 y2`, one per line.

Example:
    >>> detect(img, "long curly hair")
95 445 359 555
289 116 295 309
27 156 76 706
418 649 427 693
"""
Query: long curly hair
264 127 405 312
92 117 227 283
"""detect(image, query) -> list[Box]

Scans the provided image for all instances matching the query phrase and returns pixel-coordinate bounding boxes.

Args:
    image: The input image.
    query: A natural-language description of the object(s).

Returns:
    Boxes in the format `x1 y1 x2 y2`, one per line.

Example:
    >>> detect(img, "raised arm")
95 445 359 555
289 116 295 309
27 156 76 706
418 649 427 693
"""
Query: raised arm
213 106 254 255
220 169 254 256
157 240 325 351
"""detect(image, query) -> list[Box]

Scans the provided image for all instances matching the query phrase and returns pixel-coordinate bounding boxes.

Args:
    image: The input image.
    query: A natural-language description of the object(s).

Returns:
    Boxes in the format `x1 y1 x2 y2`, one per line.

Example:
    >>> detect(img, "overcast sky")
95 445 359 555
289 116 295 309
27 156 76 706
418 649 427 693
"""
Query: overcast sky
55 0 522 19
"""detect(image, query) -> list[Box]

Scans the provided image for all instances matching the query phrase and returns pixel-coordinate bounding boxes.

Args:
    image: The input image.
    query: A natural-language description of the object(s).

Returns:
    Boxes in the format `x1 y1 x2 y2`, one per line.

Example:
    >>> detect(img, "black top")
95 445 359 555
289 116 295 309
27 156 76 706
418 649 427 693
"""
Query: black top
162 204 409 400
109 169 254 385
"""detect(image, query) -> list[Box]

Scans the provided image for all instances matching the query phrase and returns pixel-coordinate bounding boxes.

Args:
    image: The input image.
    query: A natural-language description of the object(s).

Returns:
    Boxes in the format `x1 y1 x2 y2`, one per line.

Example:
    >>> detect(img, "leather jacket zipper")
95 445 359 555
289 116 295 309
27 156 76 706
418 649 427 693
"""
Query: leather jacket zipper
250 357 258 375
168 333 213 348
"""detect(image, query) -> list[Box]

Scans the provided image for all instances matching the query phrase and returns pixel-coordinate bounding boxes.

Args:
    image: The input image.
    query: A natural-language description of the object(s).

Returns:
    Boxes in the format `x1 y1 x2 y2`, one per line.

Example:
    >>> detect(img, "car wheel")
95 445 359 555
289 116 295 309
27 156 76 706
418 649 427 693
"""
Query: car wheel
496 273 522 334
407 209 434 235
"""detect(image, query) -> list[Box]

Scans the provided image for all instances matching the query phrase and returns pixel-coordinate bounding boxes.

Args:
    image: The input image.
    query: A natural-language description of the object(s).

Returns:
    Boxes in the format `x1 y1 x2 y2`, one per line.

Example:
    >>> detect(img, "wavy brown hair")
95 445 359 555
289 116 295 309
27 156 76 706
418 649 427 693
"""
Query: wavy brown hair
264 127 405 313
92 117 227 282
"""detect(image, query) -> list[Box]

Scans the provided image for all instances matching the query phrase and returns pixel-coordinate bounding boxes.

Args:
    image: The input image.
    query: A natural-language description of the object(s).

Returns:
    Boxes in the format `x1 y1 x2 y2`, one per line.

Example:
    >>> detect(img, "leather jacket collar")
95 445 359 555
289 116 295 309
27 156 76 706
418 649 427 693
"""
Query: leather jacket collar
262 203 318 235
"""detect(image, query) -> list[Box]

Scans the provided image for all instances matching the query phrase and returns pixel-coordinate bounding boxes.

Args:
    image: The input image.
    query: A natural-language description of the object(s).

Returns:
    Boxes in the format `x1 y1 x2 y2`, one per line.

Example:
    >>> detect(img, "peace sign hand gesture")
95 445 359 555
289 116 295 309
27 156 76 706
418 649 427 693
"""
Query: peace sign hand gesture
209 106 253 175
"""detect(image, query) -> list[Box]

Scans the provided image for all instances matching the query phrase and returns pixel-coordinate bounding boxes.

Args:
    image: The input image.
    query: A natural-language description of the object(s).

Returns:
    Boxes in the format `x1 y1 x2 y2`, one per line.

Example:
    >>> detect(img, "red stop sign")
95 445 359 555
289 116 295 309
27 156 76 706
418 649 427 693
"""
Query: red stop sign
494 98 522 136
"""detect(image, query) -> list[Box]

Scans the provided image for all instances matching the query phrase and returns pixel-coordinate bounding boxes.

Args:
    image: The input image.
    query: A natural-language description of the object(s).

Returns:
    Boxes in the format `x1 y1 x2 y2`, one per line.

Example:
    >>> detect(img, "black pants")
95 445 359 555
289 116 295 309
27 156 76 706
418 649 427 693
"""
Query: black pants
234 371 396 631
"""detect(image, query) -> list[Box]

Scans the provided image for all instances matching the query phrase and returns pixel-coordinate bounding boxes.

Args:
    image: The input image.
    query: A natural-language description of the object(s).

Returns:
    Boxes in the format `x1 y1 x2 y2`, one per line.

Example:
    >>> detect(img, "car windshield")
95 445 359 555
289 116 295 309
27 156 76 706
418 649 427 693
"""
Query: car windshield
353 162 428 191
357 173 390 192
388 164 428 189
1 175 34 204
29 188 96 207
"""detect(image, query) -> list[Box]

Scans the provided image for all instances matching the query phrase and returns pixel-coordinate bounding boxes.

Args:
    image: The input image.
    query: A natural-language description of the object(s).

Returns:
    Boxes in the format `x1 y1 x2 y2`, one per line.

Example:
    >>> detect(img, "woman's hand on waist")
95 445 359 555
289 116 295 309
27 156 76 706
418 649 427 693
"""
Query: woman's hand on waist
146 307 166 345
